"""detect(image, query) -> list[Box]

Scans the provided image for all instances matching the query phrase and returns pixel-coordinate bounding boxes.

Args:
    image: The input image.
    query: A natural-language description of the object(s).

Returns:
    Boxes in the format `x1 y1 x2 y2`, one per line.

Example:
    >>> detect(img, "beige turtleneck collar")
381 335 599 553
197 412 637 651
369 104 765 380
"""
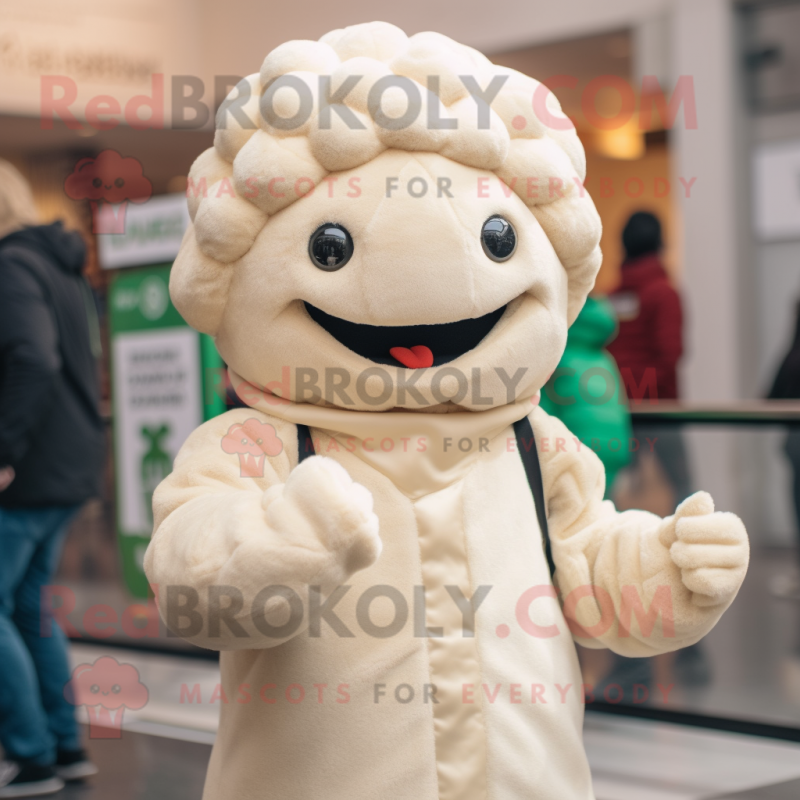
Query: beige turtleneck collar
228 368 539 499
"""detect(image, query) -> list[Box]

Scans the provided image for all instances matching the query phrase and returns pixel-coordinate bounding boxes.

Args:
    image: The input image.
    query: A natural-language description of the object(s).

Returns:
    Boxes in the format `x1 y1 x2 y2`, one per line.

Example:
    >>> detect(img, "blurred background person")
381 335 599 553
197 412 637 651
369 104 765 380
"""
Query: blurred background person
608 211 683 403
540 293 633 689
600 210 709 699
0 160 101 797
609 210 692 509
540 294 633 498
768 298 800 600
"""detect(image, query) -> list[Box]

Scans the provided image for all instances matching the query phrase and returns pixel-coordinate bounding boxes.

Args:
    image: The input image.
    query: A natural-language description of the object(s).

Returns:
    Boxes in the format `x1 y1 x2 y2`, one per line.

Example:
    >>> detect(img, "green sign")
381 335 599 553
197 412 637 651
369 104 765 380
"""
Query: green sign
109 264 224 598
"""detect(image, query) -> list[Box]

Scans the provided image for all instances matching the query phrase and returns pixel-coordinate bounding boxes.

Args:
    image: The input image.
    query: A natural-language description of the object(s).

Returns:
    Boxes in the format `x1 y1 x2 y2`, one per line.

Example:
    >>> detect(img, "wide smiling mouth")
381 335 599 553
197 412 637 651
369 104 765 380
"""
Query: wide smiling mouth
304 302 508 366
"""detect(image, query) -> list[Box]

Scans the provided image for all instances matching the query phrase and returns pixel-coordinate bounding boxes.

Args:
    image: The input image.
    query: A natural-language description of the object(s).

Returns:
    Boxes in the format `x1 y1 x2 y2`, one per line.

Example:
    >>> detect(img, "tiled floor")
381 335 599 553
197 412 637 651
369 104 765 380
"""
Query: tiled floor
707 779 800 799
46 540 800 799
47 710 800 800
61 546 800 729
584 714 800 800
59 642 800 800
58 730 209 799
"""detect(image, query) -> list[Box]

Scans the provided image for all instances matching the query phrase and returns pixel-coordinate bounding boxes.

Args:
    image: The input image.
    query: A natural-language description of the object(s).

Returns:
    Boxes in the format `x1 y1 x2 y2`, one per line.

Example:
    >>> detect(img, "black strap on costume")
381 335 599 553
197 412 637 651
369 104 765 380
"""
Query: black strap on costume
295 418 555 579
513 416 556 580
297 423 314 463
226 389 317 465
225 384 252 410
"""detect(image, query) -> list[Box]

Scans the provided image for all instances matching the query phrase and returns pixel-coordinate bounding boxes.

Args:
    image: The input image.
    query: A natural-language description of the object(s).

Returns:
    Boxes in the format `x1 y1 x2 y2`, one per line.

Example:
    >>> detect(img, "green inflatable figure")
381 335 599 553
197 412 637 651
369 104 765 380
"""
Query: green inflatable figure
539 296 632 497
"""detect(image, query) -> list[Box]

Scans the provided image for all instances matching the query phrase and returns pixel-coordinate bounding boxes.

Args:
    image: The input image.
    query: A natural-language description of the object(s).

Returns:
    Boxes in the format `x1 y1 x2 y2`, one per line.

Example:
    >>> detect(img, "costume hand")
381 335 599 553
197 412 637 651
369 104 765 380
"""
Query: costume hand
658 491 749 607
262 455 381 576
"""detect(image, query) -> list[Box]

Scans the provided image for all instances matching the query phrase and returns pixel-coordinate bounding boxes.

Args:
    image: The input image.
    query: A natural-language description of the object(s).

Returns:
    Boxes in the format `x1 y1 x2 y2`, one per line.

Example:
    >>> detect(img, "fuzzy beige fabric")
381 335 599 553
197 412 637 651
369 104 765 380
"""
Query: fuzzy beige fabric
175 150 575 411
170 20 603 412
146 21 749 800
176 20 600 339
146 400 748 800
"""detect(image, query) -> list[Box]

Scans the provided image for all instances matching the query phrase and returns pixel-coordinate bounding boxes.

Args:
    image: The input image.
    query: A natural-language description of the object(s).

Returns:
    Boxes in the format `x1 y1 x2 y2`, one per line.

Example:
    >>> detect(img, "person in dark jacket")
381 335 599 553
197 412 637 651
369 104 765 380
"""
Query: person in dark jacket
607 211 691 504
0 161 102 797
768 299 800 599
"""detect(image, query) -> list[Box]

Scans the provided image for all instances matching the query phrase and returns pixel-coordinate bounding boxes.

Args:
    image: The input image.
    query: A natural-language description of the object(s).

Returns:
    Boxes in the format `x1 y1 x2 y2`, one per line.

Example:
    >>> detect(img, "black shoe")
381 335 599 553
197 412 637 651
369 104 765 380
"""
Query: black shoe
55 749 99 781
0 762 64 798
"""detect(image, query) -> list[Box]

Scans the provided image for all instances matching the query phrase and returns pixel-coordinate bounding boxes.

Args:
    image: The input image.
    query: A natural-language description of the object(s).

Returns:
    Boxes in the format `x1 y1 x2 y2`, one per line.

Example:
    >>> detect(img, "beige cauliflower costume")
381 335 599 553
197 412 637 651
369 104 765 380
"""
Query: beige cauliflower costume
145 22 749 800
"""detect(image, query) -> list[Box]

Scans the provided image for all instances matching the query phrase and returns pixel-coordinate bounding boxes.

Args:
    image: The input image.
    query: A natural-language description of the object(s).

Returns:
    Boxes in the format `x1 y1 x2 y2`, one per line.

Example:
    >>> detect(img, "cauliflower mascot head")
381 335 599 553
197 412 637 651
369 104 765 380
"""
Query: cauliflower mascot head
148 21 749 800
172 21 601 409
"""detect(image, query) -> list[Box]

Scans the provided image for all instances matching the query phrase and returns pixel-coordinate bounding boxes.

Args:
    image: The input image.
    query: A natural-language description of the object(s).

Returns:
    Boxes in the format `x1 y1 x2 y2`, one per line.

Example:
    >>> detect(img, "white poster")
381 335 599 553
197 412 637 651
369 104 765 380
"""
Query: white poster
112 327 202 535
753 141 800 241
98 193 190 269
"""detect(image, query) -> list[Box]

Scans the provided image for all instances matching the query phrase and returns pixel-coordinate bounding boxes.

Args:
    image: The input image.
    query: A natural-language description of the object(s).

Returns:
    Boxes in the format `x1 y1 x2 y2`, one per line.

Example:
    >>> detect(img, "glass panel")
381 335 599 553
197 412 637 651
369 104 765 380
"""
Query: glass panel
56 415 800 722
578 418 800 729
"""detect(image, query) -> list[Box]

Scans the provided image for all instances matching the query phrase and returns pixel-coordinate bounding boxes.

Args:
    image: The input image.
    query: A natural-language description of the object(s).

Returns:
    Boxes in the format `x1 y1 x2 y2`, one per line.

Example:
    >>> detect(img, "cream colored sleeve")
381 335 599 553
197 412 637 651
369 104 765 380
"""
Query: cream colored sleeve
143 410 380 651
530 408 749 657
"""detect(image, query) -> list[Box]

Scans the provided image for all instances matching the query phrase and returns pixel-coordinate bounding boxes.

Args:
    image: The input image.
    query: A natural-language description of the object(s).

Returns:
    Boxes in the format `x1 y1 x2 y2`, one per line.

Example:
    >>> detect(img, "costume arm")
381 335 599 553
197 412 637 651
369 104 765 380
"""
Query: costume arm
144 410 380 651
531 408 748 657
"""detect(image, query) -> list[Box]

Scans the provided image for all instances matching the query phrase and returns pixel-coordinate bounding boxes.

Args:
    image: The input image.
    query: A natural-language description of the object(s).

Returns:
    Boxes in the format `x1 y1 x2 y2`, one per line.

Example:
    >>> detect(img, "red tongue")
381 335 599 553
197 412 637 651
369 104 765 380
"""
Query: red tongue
389 345 434 369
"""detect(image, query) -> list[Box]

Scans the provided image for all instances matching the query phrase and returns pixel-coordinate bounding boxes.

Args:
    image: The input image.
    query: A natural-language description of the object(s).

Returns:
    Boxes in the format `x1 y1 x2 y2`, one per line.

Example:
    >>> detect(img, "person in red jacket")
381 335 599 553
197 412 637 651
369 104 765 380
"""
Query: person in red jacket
607 211 683 401
600 212 706 697
608 211 691 505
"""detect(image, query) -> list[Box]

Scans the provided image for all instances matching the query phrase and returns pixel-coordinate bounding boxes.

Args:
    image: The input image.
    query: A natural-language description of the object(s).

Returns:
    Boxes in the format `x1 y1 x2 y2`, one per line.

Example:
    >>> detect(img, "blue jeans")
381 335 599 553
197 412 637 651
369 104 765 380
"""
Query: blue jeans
0 506 82 765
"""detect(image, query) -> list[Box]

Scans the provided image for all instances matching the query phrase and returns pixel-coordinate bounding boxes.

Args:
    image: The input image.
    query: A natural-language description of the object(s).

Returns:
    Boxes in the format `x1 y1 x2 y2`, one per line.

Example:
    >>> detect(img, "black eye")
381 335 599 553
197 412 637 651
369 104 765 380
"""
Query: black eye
114 177 125 188
92 178 102 188
481 216 516 262
90 684 100 694
308 223 353 271
111 684 121 694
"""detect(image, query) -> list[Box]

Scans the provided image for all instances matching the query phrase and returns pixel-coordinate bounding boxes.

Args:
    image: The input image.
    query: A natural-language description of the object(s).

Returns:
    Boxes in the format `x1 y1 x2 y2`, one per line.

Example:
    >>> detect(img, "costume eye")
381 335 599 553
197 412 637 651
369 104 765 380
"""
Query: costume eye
90 684 100 694
112 684 121 694
92 178 102 188
114 177 125 188
481 216 516 262
308 223 353 271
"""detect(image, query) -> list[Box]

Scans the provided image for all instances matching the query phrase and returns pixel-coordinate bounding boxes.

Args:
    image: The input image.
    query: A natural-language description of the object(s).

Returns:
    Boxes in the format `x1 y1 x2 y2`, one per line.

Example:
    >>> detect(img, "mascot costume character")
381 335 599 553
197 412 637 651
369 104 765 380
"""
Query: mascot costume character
145 21 749 800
